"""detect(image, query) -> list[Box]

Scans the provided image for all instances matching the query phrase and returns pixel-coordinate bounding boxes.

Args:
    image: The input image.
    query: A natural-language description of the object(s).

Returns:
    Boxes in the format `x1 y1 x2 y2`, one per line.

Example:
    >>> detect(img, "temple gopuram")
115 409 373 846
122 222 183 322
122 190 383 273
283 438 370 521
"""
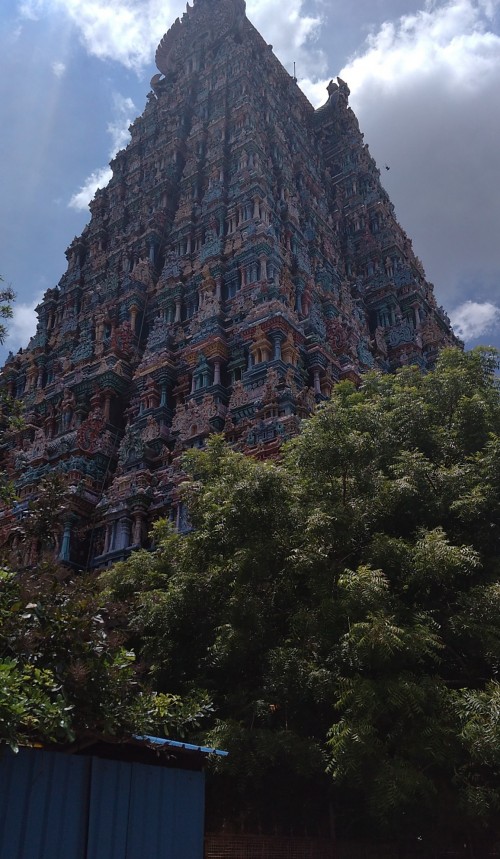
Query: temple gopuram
0 0 459 567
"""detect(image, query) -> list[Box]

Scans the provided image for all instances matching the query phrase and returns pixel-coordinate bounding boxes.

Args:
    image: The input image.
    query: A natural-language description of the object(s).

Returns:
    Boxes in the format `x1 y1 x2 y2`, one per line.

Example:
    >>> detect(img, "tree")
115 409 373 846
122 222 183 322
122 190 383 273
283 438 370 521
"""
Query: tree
0 560 211 752
0 284 207 753
0 275 14 346
100 441 328 833
285 348 500 842
0 278 21 506
0 283 205 754
102 348 500 846
10 472 72 559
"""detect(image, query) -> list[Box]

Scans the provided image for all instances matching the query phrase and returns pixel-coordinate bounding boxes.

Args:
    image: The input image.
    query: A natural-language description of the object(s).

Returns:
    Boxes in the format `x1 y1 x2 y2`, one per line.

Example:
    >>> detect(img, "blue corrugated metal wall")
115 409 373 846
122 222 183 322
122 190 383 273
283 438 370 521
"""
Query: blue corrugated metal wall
0 747 205 859
0 748 90 859
86 758 132 859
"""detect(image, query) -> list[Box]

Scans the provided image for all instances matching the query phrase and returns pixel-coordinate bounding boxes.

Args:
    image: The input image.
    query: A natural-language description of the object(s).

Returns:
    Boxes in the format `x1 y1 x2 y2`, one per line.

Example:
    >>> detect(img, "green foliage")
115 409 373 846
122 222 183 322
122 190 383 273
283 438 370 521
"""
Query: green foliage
0 279 23 505
0 562 209 751
104 348 500 841
15 473 72 553
0 658 71 752
0 276 14 346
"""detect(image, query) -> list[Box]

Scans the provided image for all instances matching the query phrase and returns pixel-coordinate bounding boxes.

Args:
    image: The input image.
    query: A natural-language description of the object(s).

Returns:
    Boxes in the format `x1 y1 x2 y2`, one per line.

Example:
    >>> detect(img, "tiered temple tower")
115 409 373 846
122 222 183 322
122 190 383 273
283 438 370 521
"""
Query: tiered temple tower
0 0 458 566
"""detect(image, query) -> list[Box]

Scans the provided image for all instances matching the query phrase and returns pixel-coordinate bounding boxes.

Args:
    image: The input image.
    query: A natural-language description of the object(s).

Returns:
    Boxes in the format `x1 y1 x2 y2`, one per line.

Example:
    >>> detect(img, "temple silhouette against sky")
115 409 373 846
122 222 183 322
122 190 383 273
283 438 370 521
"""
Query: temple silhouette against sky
1 0 458 567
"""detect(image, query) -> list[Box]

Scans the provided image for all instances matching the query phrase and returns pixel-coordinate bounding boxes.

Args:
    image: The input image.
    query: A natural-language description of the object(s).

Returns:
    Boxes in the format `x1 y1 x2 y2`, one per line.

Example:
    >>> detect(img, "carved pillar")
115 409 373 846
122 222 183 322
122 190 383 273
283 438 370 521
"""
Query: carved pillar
260 255 267 281
175 298 182 323
130 304 139 330
103 523 112 555
272 334 282 361
58 519 73 563
213 360 221 386
26 367 37 391
132 513 143 546
313 370 321 394
215 275 222 301
118 517 131 550
109 521 118 552
103 392 112 422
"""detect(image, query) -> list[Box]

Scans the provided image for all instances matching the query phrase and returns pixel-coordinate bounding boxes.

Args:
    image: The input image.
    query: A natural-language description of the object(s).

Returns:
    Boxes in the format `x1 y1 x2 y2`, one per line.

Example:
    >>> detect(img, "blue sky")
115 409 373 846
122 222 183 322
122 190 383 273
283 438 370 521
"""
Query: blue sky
1 0 500 360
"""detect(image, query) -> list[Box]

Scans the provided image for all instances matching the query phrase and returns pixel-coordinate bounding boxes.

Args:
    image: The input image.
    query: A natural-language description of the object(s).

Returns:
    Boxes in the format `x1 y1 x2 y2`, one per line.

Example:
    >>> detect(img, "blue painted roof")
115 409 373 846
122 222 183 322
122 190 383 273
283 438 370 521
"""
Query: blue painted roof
133 735 228 757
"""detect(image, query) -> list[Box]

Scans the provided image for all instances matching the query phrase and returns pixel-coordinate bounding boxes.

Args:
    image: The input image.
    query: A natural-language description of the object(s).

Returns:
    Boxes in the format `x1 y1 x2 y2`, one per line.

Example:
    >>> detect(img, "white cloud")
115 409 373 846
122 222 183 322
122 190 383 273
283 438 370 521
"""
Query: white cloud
328 0 500 312
68 166 113 210
450 300 500 341
68 91 136 210
16 0 500 333
18 0 179 71
51 60 66 77
4 292 45 355
341 0 500 91
18 1 40 20
17 0 324 75
248 0 324 77
108 94 136 151
299 76 330 107
56 0 322 207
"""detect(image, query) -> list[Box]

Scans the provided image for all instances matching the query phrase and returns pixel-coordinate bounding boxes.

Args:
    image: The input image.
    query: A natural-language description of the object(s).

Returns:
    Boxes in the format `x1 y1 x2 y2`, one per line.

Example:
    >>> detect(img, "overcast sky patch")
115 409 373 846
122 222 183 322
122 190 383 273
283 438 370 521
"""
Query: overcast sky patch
51 60 66 77
334 0 500 308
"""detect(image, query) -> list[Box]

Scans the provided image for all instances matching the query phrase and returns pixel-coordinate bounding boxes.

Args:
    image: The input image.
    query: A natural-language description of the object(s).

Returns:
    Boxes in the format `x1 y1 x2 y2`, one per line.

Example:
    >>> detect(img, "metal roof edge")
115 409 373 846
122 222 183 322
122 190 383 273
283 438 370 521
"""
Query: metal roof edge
133 734 228 757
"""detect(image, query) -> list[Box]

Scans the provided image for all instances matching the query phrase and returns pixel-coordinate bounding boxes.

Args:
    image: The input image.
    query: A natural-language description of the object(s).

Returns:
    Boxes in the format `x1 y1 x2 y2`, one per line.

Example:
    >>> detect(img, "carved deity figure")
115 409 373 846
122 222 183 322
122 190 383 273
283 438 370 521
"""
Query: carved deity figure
61 388 76 431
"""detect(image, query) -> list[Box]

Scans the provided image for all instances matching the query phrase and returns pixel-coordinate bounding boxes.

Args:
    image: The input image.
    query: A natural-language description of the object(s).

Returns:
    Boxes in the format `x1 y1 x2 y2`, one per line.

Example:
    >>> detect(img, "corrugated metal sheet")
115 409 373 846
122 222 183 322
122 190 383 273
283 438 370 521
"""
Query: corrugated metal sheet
127 764 204 859
0 748 90 859
86 759 205 859
0 746 206 859
86 758 131 859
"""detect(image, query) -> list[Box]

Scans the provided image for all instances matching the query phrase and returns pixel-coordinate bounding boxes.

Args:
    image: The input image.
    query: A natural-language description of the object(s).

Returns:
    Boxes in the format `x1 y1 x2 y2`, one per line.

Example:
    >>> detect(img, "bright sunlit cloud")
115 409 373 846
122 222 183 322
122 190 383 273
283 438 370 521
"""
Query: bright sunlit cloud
68 166 113 211
17 0 324 75
4 292 45 355
341 0 500 92
68 92 136 210
18 0 178 70
108 94 136 151
450 300 500 341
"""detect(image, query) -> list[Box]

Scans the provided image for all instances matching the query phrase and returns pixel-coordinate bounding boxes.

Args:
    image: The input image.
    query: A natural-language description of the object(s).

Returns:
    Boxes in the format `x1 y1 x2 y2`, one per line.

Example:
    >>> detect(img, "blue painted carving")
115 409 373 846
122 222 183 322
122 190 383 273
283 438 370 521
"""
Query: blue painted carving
386 321 415 347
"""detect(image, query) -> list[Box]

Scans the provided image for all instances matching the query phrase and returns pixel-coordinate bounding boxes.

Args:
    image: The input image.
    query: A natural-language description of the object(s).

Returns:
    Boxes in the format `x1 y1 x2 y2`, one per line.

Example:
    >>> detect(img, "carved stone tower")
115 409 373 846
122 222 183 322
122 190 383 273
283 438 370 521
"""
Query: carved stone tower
0 0 458 566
